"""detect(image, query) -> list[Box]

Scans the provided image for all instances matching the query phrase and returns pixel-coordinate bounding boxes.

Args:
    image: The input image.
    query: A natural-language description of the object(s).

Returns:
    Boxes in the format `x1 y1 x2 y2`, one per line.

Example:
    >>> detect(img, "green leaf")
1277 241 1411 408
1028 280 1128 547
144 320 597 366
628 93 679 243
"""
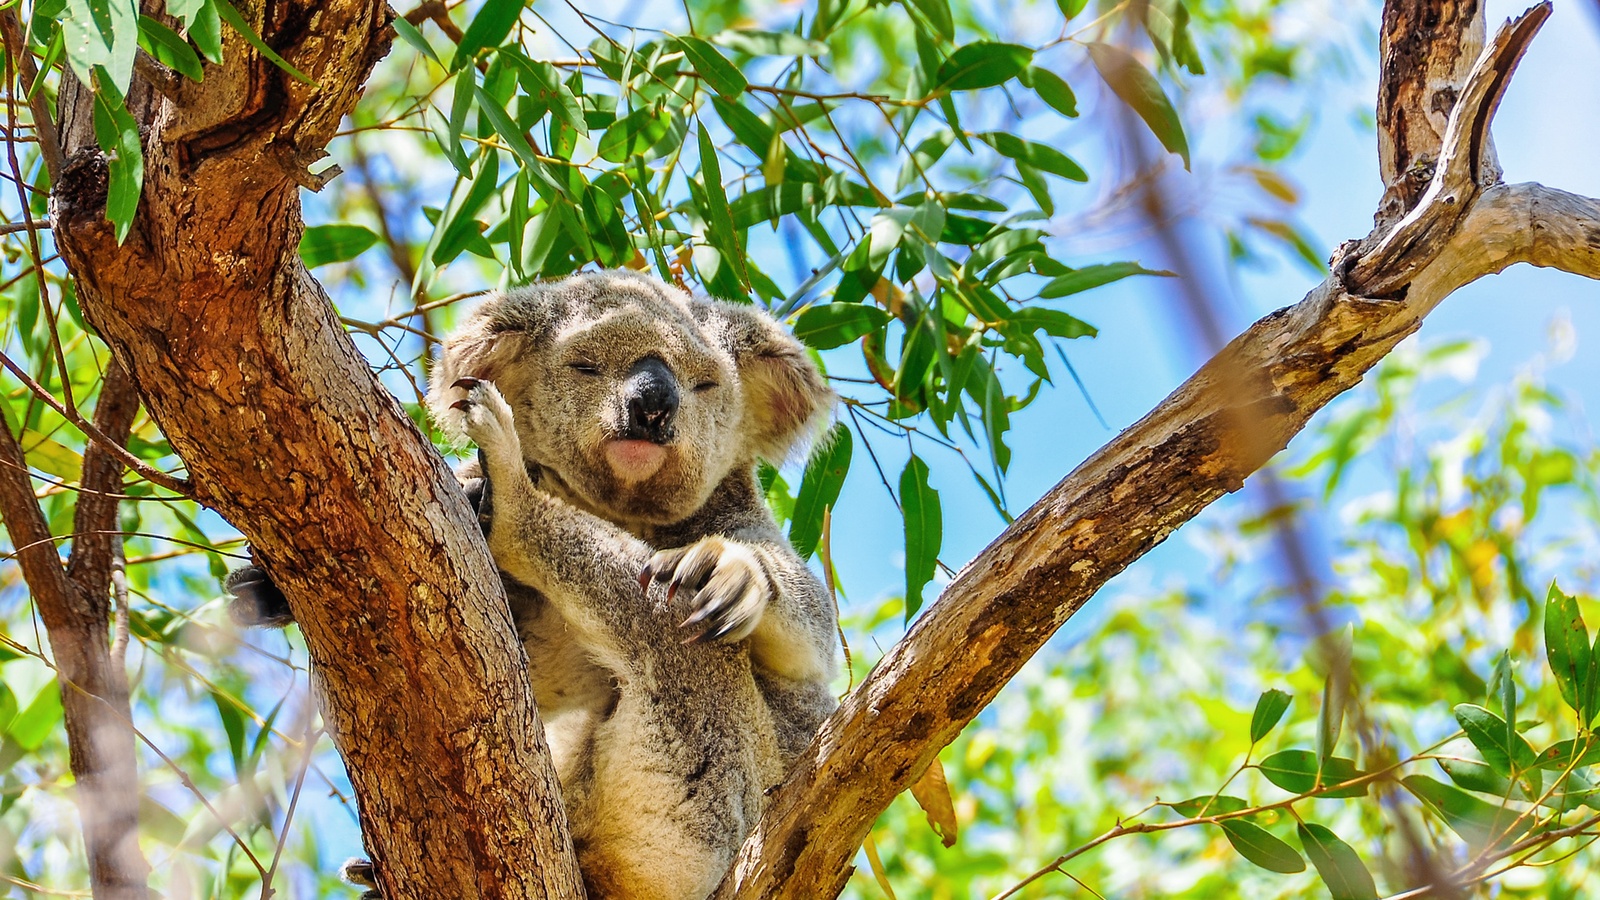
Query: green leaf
1038 262 1172 299
1250 689 1292 743
1006 307 1096 340
1086 42 1189 168
1454 704 1539 792
598 105 672 163
935 42 1033 91
1168 795 1250 818
452 0 523 70
868 207 915 271
472 84 563 198
1403 774 1527 851
1258 749 1368 798
505 53 587 138
907 0 954 41
392 16 442 68
210 689 247 774
793 303 891 351
1247 217 1326 273
789 424 852 559
1027 65 1078 117
11 681 63 751
136 16 203 82
1535 736 1600 771
1487 649 1514 724
1297 823 1378 900
679 35 748 99
300 224 380 267
901 455 942 620
697 123 749 291
92 81 143 245
62 0 138 94
1056 0 1089 19
1219 820 1304 874
1546 581 1595 723
0 683 16 735
713 29 827 58
978 132 1087 183
214 0 313 84
1439 739 1518 798
175 0 222 63
428 147 501 266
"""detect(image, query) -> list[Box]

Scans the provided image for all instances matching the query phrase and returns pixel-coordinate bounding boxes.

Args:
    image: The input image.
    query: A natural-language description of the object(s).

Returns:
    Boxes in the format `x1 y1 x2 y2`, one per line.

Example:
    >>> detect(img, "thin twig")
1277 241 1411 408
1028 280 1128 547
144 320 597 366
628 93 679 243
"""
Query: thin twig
0 10 62 182
0 349 194 495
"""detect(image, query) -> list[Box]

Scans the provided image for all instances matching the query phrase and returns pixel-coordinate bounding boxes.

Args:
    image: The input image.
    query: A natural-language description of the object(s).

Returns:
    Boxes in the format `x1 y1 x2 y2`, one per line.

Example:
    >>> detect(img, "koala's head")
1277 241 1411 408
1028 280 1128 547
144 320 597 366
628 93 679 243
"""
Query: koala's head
428 270 834 526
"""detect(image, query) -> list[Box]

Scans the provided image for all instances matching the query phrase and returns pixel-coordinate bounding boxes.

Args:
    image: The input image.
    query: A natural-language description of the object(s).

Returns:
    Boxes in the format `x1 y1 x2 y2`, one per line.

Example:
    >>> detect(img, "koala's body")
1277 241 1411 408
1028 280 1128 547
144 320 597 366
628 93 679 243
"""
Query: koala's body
425 270 839 899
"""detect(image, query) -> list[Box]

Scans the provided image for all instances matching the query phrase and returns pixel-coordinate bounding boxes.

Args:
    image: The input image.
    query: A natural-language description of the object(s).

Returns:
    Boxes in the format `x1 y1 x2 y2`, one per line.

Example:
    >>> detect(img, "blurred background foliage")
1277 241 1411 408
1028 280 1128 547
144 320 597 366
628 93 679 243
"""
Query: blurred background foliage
4 0 1600 896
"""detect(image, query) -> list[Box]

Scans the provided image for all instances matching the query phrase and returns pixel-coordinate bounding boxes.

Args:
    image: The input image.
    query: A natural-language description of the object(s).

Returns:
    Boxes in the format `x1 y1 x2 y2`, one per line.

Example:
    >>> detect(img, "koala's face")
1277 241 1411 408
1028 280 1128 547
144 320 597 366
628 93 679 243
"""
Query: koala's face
511 299 744 523
431 271 833 528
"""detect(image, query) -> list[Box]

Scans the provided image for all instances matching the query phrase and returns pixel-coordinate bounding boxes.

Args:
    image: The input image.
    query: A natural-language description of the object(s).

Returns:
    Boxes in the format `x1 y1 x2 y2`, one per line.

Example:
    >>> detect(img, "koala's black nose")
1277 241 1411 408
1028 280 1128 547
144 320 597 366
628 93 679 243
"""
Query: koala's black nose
623 356 679 443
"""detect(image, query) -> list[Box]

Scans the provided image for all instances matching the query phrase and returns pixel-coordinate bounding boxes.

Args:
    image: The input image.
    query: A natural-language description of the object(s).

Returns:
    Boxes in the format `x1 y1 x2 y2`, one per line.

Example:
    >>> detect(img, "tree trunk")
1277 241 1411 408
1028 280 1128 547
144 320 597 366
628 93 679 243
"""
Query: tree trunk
48 2 583 897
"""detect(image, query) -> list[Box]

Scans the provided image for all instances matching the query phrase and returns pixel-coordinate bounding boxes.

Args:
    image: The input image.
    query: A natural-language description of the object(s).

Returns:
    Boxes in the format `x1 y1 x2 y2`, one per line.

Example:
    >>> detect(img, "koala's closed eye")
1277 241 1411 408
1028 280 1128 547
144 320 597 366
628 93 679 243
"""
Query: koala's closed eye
568 360 602 376
693 381 719 392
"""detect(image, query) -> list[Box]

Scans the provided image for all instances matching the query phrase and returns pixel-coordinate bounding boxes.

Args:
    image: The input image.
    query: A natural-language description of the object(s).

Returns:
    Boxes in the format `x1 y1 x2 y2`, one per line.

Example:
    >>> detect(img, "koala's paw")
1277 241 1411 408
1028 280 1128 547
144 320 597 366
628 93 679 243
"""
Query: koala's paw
641 536 772 644
340 858 382 899
224 564 294 628
444 377 520 463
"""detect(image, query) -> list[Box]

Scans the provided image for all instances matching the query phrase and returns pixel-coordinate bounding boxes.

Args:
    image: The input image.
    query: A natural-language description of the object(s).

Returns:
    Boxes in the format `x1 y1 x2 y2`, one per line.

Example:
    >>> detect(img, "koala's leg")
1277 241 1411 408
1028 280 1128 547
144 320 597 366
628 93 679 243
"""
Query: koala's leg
643 535 837 685
445 378 662 662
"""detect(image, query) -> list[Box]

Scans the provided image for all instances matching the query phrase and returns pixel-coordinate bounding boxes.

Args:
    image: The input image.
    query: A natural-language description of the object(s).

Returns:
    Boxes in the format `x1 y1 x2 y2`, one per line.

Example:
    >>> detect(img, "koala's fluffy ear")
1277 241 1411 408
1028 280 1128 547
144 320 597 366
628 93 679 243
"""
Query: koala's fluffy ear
697 301 835 462
425 291 546 433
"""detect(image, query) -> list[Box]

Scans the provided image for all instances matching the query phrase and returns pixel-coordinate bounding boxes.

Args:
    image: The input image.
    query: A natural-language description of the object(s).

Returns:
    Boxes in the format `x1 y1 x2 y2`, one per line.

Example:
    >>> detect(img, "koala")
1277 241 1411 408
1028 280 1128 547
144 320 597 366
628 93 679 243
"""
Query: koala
230 270 840 900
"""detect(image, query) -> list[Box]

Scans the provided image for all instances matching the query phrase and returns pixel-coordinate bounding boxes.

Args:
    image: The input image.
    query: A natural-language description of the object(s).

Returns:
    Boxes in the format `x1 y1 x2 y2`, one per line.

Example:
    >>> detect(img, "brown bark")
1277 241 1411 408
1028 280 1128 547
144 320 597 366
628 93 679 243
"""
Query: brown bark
720 3 1597 897
18 1 1595 899
48 2 582 898
0 361 150 900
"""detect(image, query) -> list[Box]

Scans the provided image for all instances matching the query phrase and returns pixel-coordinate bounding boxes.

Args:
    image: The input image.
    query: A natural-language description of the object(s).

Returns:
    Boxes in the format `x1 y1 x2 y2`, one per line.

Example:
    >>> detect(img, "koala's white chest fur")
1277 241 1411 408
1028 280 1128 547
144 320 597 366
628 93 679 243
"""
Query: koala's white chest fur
430 271 842 900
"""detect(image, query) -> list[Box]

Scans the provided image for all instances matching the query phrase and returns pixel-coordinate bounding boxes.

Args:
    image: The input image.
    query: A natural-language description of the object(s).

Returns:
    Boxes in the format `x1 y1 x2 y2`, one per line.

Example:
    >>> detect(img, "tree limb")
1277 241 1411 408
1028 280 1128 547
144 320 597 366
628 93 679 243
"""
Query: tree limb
0 359 151 898
722 4 1592 897
48 1 583 897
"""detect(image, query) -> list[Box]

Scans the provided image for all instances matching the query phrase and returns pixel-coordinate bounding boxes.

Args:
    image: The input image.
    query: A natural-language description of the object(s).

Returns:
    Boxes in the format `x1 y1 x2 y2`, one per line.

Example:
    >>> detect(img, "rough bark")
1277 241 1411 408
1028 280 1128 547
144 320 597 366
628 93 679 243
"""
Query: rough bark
47 2 582 897
0 361 150 899
719 4 1598 897
1376 0 1490 223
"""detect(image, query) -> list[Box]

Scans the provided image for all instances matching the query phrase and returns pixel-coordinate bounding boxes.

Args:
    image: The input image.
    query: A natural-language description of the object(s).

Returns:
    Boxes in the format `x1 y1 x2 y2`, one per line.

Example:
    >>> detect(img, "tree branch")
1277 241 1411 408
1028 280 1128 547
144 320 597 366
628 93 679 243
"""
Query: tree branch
0 359 151 898
723 4 1588 897
47 1 584 896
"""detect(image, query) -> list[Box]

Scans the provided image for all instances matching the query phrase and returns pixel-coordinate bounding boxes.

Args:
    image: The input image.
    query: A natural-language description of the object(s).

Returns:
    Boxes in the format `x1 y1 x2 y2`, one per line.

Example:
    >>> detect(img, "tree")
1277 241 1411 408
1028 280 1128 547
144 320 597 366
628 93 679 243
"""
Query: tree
0 0 1597 897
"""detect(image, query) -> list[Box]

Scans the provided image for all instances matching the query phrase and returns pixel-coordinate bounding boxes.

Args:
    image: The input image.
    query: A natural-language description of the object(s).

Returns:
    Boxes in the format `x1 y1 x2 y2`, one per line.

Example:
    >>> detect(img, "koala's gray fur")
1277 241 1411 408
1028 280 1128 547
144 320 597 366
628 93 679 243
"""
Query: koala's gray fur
429 270 839 900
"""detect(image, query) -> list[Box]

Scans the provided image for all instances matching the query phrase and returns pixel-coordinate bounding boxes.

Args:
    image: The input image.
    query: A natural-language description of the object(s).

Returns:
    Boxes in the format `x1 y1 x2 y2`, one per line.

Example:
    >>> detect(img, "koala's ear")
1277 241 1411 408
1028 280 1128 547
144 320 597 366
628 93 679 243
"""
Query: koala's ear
425 292 541 431
698 301 835 462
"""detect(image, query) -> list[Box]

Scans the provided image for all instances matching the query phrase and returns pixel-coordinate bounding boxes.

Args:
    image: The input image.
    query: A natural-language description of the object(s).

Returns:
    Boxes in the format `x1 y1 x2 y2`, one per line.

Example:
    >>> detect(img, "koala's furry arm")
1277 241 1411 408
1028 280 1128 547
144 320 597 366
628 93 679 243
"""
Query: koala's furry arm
449 378 667 663
643 523 836 685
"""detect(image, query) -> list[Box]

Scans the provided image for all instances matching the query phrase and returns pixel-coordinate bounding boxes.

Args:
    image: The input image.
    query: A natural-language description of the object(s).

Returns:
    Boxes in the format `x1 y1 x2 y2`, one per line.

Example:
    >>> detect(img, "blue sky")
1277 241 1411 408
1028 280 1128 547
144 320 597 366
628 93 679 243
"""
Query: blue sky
818 0 1600 645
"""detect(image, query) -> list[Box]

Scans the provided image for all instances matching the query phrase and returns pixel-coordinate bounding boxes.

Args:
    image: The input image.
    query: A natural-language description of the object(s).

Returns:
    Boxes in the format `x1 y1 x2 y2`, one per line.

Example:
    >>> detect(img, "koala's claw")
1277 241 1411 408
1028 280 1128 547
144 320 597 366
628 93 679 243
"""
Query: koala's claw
440 378 519 461
643 537 771 645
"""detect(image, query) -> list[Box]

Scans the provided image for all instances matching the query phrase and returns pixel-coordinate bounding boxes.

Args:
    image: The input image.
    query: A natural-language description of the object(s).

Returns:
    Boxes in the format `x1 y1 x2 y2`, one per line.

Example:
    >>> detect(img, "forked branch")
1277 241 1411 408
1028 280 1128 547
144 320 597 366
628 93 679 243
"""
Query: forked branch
723 3 1599 897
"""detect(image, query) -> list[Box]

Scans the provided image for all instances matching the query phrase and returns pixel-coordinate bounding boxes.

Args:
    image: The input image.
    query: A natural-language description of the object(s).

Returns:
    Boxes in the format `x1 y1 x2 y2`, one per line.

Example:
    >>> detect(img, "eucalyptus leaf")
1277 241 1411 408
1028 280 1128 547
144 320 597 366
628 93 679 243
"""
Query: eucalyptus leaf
1220 820 1304 874
1087 42 1189 168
